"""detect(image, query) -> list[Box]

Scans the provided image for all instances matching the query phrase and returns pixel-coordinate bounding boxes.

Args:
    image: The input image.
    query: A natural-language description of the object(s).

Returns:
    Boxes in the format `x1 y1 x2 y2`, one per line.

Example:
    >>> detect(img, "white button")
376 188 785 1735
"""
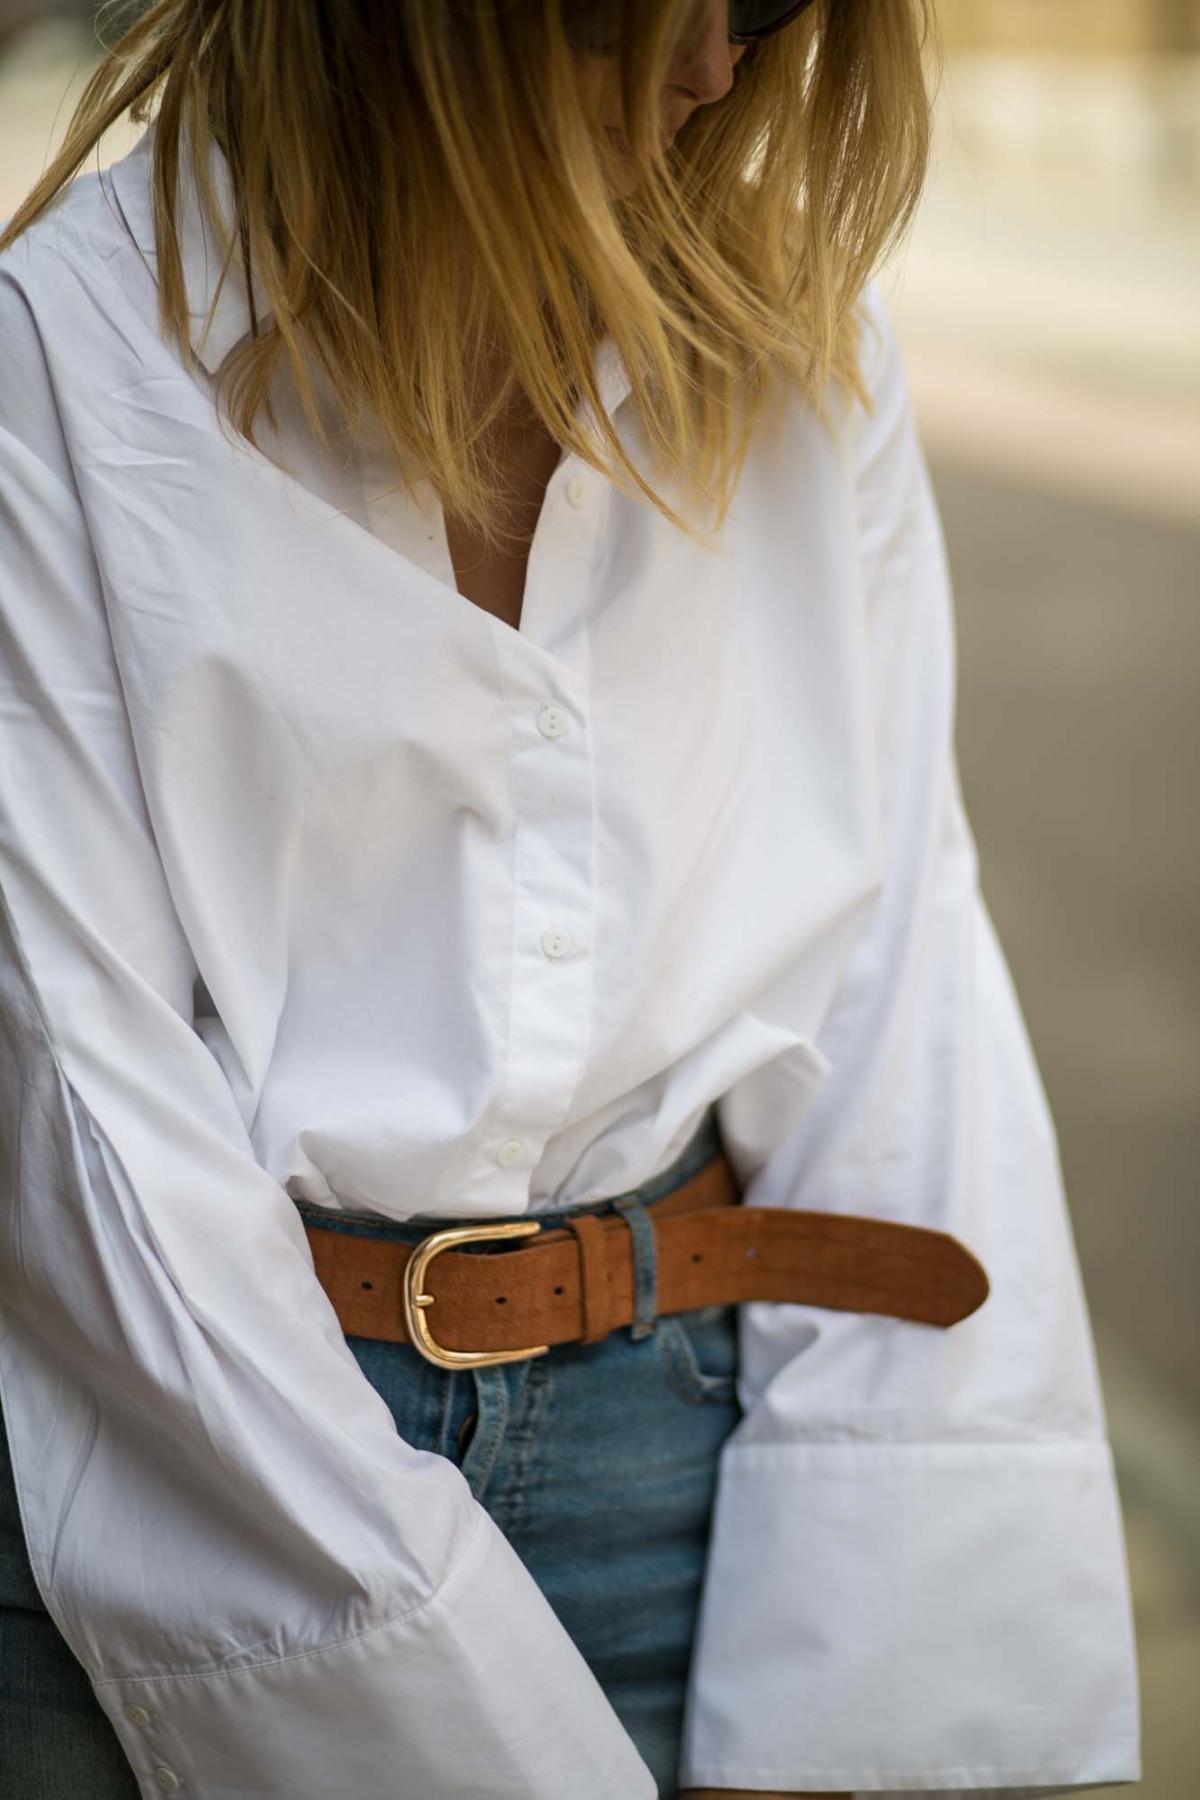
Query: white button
496 1138 527 1167
565 475 587 508
540 926 572 959
537 704 567 739
152 1769 183 1794
124 1703 153 1727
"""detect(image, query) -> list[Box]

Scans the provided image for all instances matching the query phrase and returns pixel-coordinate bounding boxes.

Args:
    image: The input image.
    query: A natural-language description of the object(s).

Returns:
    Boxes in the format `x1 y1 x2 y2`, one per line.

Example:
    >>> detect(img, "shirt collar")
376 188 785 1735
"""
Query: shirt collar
102 119 633 422
103 116 271 375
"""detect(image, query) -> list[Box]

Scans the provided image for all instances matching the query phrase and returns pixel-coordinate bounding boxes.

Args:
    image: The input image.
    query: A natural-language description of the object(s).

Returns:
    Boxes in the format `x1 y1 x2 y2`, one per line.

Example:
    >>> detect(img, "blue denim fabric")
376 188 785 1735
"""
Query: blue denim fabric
0 1105 741 1798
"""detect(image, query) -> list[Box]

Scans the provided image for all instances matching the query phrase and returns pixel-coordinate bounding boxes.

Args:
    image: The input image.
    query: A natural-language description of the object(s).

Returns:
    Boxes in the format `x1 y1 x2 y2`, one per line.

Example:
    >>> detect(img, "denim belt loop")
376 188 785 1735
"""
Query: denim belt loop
611 1194 659 1341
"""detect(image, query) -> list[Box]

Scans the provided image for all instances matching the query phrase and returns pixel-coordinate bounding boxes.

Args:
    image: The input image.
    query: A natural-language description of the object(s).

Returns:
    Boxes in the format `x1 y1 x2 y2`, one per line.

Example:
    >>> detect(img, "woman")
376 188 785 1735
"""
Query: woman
0 2 1140 1796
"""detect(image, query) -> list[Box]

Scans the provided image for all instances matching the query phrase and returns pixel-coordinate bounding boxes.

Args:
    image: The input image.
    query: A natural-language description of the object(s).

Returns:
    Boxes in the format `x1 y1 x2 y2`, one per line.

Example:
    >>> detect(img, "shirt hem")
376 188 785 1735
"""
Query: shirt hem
677 1751 1143 1791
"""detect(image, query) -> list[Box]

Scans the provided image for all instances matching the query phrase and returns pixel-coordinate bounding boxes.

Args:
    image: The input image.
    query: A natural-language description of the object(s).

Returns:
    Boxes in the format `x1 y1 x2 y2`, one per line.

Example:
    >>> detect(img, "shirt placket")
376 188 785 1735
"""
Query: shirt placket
458 346 630 1210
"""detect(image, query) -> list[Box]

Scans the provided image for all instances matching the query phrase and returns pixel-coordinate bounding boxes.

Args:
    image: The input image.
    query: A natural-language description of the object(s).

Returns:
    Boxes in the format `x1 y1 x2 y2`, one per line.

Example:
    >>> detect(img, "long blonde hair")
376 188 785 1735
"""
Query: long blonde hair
1 0 941 553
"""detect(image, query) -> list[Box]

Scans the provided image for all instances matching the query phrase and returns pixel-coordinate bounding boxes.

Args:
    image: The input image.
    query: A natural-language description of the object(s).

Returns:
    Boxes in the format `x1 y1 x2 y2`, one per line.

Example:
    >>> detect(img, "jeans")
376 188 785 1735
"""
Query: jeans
0 1105 742 1798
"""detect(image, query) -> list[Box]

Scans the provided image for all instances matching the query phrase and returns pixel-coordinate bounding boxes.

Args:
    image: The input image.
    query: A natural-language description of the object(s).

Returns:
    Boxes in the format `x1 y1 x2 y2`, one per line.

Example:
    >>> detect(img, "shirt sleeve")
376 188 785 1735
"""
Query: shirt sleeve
677 279 1142 1798
0 270 655 1800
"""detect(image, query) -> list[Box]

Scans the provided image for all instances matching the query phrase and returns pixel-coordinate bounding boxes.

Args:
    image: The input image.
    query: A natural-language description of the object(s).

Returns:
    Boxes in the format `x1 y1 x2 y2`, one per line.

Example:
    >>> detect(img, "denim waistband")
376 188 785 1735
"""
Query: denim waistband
292 1102 724 1244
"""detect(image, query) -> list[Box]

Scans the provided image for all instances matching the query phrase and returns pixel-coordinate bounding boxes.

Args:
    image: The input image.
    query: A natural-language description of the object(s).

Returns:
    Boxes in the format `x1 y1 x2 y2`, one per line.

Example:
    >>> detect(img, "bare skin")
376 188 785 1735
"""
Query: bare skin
443 1 748 632
441 409 565 630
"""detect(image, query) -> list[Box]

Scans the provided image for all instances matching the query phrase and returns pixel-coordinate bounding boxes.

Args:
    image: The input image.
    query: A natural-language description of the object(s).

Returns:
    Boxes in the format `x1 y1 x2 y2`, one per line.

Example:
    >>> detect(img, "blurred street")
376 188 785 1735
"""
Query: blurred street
2 10 1198 1796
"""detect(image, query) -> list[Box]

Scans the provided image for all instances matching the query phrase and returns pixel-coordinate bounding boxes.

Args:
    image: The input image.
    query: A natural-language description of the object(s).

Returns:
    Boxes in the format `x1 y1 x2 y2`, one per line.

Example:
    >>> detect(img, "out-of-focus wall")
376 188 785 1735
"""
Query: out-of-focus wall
932 0 1200 197
938 0 1200 53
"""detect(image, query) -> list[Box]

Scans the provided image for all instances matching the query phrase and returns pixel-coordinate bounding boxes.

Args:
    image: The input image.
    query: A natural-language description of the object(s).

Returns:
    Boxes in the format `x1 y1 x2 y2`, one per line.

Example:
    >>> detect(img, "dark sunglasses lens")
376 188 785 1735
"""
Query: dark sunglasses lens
729 0 815 37
563 2 814 53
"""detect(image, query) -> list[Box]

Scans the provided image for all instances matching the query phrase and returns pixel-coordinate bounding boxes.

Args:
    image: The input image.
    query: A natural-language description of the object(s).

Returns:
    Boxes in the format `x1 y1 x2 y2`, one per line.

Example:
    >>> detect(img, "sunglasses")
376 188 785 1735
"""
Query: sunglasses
725 0 817 40
565 0 817 53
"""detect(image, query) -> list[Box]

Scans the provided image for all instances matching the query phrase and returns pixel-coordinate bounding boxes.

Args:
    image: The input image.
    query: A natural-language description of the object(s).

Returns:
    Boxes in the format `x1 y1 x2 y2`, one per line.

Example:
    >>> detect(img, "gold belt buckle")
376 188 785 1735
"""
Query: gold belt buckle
402 1220 552 1370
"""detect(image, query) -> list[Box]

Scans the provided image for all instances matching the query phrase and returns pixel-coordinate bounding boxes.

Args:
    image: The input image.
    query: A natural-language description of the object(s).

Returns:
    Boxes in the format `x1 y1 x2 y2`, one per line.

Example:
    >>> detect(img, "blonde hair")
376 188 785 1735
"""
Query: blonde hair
1 0 941 553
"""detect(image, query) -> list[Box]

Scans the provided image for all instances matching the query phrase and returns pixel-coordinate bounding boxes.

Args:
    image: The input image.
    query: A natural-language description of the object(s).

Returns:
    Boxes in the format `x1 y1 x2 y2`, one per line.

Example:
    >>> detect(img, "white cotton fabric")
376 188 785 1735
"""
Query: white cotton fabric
0 119 1140 1798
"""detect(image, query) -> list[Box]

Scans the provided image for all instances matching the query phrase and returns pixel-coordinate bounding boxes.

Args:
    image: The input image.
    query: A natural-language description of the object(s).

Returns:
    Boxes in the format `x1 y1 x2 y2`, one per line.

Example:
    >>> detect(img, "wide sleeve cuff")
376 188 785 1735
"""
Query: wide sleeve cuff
90 1498 657 1799
679 1438 1142 1796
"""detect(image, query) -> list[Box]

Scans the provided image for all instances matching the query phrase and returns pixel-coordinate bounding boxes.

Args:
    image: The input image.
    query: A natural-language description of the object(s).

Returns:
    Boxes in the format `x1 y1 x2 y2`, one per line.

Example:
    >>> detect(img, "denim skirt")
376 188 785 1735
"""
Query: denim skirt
0 1104 742 1799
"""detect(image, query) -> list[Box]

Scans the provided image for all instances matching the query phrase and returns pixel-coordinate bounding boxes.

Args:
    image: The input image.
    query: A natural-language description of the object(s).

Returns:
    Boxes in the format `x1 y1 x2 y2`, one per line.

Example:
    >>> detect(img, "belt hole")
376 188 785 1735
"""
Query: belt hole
553 1284 564 1294
691 1252 703 1263
745 1246 759 1259
495 1295 507 1305
361 1280 374 1290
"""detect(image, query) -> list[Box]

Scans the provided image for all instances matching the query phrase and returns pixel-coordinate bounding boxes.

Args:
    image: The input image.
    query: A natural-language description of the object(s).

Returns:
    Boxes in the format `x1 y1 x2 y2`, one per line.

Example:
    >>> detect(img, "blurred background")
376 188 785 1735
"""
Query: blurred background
1 1 1197 1792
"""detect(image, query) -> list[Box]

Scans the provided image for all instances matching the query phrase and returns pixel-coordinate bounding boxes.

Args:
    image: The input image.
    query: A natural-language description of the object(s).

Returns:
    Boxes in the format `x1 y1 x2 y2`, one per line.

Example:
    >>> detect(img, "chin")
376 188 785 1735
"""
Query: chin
600 129 664 198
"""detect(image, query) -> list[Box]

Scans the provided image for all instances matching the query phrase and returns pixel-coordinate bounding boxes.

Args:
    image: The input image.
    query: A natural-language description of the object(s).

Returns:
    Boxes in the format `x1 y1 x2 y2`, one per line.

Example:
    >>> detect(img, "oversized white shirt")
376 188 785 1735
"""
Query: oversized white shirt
0 118 1140 1798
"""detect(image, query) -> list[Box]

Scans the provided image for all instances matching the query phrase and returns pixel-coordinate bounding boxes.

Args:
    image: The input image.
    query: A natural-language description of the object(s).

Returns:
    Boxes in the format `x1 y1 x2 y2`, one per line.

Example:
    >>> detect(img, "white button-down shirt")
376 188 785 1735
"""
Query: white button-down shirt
0 119 1140 1798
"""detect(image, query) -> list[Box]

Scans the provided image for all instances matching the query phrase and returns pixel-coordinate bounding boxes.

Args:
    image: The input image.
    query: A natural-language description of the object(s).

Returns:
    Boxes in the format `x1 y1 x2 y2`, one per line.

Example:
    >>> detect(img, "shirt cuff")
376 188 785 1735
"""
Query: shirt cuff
91 1502 658 1799
678 1438 1142 1795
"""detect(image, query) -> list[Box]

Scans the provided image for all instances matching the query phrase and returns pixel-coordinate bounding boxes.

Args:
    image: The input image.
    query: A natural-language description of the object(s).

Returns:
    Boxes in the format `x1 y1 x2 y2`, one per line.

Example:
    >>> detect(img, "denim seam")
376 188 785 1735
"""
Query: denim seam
494 1356 552 1542
661 1315 738 1408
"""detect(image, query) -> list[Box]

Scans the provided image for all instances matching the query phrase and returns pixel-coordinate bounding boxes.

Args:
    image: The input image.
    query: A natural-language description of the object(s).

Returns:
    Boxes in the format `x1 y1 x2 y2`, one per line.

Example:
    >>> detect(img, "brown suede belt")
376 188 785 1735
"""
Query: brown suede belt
303 1142 990 1369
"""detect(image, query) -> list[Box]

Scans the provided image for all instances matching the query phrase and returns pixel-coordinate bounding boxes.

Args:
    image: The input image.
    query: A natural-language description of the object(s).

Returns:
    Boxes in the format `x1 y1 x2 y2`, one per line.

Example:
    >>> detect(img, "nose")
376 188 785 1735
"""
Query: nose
670 1 747 107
